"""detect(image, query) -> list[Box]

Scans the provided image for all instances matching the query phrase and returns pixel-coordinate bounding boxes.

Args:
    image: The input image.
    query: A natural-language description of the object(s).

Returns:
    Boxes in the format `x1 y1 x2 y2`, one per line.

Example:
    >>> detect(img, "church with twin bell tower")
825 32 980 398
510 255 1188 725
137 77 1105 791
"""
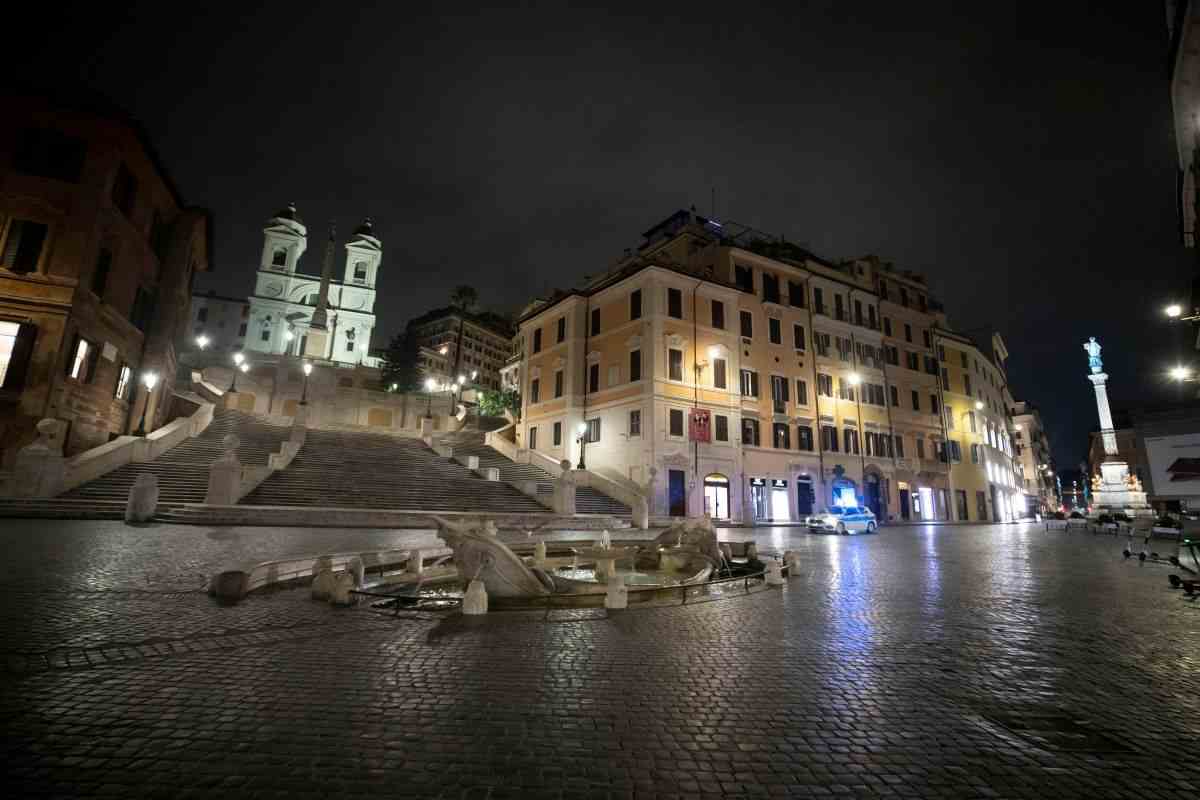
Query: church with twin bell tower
245 203 382 366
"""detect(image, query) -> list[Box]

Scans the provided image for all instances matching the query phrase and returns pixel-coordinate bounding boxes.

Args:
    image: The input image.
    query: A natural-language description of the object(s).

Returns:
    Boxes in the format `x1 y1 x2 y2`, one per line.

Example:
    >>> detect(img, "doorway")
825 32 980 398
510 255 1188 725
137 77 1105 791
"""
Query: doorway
668 469 687 517
770 479 790 520
796 476 814 516
750 478 768 520
703 474 730 519
899 488 911 520
864 475 881 518
918 487 935 521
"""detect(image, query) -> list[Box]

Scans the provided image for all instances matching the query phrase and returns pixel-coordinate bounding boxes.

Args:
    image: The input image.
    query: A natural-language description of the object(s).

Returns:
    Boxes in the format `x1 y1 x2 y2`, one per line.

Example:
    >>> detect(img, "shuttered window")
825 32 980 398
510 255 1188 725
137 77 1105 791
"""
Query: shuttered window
1 220 49 273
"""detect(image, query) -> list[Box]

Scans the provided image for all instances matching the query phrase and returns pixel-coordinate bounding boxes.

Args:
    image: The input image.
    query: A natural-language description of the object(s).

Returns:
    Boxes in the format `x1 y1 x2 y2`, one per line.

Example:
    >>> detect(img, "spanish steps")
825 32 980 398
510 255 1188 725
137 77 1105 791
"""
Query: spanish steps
432 430 631 516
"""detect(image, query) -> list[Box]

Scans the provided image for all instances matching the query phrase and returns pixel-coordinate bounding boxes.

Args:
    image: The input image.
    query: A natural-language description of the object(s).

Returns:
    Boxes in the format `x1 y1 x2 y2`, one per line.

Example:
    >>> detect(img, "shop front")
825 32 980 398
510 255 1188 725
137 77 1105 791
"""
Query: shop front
749 477 791 522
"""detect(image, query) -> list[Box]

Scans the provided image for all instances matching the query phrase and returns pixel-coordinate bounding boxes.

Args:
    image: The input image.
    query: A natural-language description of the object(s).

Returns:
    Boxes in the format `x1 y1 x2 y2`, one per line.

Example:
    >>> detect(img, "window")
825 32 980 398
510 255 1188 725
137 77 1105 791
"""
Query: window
900 287 910 307
817 373 833 397
741 418 760 446
129 286 156 332
923 329 932 348
868 305 877 329
529 426 537 449
87 248 114 299
930 394 940 415
968 411 978 432
854 299 864 326
762 273 780 304
938 344 946 362
796 379 808 405
68 337 94 381
196 307 208 323
1 220 49 273
711 300 725 329
911 390 920 411
798 425 814 451
768 317 781 345
665 288 683 320
713 357 727 389
112 163 137 217
941 367 949 387
554 370 563 398
237 323 247 337
834 294 845 321
629 409 641 436
815 332 831 357
773 422 791 449
836 337 851 362
961 352 969 369
530 379 540 403
904 323 912 343
553 421 562 446
793 324 806 351
591 307 601 335
630 289 642 320
261 329 271 342
770 374 789 411
734 264 753 292
916 438 925 459
740 310 753 338
115 364 132 400
668 348 683 381
13 128 86 182
964 374 972 396
883 317 892 336
894 435 905 458
584 418 601 443
740 369 759 397
669 408 684 437
949 440 962 462
788 280 805 308
353 261 368 283
589 363 600 392
925 356 939 375
889 385 899 406
629 350 641 382
715 415 728 442
557 317 566 343
813 287 825 315
821 425 838 452
906 351 919 371
272 247 287 266
532 328 542 353
879 281 890 301
838 378 855 402
971 443 980 463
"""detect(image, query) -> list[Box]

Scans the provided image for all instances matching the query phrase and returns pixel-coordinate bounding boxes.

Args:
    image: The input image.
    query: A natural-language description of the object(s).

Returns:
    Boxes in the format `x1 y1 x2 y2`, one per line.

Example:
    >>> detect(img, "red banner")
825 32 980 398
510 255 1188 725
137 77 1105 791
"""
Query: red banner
689 408 711 443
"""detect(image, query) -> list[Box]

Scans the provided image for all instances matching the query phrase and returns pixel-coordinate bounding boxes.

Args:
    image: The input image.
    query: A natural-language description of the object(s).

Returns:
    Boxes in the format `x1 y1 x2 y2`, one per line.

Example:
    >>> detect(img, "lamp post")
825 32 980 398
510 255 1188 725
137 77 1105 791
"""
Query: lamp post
424 377 437 418
300 362 312 405
847 372 866 497
195 334 210 351
576 421 589 470
284 329 295 355
134 371 159 436
231 352 244 392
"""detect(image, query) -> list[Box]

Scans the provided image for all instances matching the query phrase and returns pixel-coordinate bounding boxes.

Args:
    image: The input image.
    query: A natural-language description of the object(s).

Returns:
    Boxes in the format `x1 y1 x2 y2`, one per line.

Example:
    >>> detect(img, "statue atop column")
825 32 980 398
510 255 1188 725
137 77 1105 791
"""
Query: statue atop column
1083 337 1103 374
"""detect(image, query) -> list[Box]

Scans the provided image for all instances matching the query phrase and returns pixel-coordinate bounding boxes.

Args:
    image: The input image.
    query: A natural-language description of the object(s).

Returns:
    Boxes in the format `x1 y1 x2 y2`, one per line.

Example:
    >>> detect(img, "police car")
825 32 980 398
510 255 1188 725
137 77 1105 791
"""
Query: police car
806 506 878 534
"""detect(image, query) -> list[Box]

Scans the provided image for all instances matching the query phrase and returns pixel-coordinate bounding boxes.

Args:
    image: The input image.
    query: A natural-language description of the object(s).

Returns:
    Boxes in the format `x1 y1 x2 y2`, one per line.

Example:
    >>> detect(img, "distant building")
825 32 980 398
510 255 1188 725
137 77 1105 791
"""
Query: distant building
189 291 248 353
407 307 513 390
1011 401 1057 512
0 91 210 458
244 205 381 367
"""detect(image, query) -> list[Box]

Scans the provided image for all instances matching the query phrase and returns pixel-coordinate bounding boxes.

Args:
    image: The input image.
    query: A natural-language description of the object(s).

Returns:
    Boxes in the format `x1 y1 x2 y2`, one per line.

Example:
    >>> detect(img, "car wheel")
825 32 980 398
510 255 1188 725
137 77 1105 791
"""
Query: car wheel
866 522 876 533
836 522 847 535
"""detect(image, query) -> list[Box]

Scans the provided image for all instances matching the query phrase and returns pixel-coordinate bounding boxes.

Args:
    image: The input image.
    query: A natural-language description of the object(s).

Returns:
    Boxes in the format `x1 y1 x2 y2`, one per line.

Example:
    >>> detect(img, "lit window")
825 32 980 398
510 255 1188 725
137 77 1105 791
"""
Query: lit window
115 365 132 399
0 321 19 385
70 338 90 379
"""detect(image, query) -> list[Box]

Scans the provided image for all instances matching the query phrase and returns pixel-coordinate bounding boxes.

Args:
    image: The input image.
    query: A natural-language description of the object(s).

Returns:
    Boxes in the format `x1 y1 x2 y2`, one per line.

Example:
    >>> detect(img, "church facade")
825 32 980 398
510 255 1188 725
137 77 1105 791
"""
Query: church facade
245 204 381 367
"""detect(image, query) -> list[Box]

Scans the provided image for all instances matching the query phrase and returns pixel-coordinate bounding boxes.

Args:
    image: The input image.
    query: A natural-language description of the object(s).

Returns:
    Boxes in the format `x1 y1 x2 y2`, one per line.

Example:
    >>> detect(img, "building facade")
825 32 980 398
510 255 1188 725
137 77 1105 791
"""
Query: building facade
511 211 1024 524
408 307 513 391
245 206 380 367
0 92 210 459
1011 400 1057 512
189 290 247 354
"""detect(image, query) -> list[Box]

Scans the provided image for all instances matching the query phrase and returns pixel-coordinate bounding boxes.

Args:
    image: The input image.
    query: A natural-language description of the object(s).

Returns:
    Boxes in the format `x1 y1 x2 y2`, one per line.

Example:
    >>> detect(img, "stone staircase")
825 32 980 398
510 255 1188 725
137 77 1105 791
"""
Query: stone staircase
57 408 294 506
242 428 550 514
433 430 631 516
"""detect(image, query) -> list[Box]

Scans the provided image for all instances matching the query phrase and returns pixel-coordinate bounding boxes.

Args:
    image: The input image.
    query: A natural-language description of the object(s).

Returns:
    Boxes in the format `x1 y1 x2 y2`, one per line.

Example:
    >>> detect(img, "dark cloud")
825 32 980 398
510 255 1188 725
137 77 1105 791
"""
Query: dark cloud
23 0 1194 467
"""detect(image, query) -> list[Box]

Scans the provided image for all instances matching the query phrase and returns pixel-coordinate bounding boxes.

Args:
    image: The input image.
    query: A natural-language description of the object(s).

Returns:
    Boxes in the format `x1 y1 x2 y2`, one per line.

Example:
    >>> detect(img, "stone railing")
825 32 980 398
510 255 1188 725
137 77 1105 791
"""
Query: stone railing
4 394 217 498
208 408 309 504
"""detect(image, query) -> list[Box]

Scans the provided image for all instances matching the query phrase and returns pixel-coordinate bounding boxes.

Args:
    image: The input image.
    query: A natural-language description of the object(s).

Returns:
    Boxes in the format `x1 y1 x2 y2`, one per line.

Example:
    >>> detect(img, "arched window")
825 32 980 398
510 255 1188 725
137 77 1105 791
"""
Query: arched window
353 261 368 283
271 247 287 267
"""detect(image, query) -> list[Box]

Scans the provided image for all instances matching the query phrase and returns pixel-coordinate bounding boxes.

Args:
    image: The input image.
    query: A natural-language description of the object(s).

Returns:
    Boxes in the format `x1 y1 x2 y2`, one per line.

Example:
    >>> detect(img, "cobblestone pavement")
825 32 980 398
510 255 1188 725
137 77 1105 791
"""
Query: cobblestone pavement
2 519 1199 798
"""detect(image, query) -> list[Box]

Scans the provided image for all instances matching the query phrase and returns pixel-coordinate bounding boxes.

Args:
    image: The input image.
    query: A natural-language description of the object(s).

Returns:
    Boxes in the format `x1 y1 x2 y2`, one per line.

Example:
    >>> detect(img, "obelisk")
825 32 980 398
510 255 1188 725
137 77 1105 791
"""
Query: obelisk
304 224 336 360
1083 337 1150 515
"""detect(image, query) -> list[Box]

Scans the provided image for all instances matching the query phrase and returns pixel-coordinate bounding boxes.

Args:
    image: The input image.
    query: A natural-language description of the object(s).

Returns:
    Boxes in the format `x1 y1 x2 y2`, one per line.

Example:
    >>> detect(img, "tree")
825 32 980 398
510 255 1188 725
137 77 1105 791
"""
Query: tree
450 285 478 312
379 331 422 392
477 388 520 418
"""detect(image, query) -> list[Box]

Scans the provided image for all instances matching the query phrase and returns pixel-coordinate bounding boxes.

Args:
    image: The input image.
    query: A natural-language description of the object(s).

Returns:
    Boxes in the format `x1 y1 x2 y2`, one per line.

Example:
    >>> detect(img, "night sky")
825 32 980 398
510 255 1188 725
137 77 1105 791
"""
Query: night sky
24 1 1197 468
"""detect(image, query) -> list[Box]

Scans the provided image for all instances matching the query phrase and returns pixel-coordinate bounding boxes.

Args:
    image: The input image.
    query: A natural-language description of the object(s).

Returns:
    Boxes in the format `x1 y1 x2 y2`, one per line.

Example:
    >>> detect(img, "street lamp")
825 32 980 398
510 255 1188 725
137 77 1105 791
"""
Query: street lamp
195 334 210 350
1166 303 1184 318
1170 365 1193 382
231 352 244 392
300 362 312 405
576 421 589 470
134 371 159 436
424 377 437 418
846 372 861 386
975 400 984 410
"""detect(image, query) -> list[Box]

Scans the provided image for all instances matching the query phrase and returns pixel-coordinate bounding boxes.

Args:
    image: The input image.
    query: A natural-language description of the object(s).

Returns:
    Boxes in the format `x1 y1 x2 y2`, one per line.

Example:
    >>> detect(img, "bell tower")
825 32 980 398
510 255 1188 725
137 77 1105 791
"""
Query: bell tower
260 203 306 274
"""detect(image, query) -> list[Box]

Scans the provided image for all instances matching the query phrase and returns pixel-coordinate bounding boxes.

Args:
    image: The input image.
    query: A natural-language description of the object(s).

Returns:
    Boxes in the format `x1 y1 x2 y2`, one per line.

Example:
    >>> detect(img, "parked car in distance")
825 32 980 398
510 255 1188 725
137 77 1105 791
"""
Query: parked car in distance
807 506 878 534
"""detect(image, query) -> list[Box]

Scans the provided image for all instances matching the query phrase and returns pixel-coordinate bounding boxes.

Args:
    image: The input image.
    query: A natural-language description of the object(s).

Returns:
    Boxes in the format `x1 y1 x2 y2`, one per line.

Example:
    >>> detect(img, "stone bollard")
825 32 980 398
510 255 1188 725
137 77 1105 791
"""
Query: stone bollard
765 559 784 586
346 556 365 588
205 434 242 504
419 417 434 438
209 570 249 602
745 542 759 561
553 459 577 515
605 574 628 610
482 467 500 481
463 455 479 470
462 579 488 614
783 551 800 572
125 473 159 523
408 549 423 576
632 495 650 530
533 541 547 566
330 571 356 606
311 568 336 601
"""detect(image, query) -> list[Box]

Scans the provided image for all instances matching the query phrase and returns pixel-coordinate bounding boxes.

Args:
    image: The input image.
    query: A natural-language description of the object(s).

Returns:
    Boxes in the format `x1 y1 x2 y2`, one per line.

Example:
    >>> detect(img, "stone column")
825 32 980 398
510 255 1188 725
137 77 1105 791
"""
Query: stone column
12 419 66 498
205 434 242 505
1087 373 1117 456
